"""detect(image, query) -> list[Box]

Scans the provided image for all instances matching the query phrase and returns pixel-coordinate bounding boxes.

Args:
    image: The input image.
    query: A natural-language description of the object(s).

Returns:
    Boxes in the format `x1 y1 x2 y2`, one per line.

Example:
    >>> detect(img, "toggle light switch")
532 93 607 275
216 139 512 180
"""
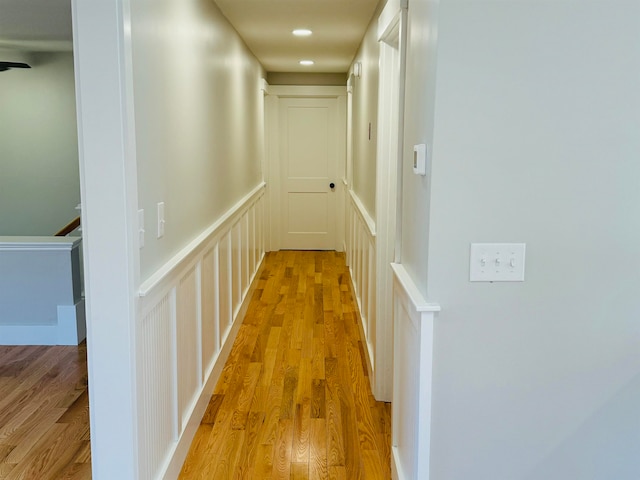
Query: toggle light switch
138 209 145 248
157 202 165 239
413 144 427 175
470 243 526 282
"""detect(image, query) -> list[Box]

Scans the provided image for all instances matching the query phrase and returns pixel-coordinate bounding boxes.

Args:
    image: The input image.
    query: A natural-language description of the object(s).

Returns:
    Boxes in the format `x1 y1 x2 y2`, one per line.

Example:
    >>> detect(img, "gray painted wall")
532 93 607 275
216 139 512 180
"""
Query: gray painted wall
0 50 79 236
402 0 640 478
130 0 265 280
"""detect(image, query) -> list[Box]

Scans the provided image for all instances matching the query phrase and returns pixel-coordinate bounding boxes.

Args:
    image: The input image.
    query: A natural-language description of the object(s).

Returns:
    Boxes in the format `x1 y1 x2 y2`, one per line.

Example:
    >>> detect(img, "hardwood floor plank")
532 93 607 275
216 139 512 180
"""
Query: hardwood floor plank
340 396 363 480
327 465 346 480
56 461 92 480
4 423 84 480
212 429 246 480
0 463 16 478
2 407 66 463
258 386 284 446
310 379 326 419
311 326 325 380
56 389 89 425
291 402 311 463
291 462 310 480
0 344 90 479
178 251 391 479
178 424 214 478
309 419 328 480
0 347 46 378
72 440 91 464
234 411 265 478
260 327 281 389
280 366 299 420
201 394 224 425
271 419 293 480
324 361 344 468
0 386 65 442
0 445 14 462
252 443 274 479
296 358 312 405
362 449 387 479
232 363 262 430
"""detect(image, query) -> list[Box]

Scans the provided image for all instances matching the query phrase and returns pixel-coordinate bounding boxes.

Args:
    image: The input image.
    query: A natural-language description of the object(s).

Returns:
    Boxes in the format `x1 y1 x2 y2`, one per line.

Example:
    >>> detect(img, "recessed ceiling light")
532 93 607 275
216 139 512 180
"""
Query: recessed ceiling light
299 60 314 66
292 29 313 37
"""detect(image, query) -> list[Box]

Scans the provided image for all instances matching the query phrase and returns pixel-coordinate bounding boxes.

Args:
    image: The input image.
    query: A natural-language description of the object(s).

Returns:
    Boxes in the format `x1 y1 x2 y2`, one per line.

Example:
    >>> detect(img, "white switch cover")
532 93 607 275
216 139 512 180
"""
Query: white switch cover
470 243 526 282
157 202 165 239
138 209 145 248
413 144 427 175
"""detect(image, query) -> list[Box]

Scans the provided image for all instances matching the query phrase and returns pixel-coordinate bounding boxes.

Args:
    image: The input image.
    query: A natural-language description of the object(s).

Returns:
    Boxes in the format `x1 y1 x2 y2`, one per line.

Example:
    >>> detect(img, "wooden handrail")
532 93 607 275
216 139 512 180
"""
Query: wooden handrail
55 216 81 237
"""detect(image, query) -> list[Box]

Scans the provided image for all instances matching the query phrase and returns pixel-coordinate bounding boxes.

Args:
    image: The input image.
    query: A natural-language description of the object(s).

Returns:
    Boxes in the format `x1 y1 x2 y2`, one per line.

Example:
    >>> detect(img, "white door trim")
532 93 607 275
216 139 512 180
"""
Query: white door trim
373 0 408 401
265 85 347 252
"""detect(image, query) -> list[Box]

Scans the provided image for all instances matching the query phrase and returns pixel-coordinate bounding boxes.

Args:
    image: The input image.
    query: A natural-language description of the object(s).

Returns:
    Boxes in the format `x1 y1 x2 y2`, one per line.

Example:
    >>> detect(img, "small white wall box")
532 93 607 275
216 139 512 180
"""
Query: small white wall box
413 143 427 175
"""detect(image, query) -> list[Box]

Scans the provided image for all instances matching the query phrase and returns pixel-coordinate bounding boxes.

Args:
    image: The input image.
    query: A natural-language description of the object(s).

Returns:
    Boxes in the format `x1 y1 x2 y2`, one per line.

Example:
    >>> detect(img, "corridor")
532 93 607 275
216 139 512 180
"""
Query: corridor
178 251 391 479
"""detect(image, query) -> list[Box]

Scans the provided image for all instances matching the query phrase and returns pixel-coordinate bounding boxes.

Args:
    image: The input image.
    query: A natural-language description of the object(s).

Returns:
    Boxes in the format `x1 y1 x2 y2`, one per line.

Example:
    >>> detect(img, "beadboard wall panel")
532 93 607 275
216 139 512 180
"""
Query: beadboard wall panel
200 246 219 382
138 292 176 480
137 183 266 480
176 265 201 432
345 190 377 383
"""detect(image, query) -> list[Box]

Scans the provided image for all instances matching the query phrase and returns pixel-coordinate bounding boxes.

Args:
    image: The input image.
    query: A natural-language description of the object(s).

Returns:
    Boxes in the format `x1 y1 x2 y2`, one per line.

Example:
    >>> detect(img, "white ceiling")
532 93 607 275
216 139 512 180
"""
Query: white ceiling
214 0 380 73
0 0 379 72
0 0 72 51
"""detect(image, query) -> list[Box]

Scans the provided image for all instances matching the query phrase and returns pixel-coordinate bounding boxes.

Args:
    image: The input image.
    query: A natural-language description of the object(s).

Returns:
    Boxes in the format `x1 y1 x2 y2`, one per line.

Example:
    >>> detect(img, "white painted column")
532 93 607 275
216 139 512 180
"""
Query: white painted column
72 0 141 478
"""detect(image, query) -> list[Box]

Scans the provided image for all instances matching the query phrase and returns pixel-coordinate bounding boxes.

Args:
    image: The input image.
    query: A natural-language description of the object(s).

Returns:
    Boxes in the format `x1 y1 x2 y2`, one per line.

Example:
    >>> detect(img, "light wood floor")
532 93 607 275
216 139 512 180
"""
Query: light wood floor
180 250 391 479
0 251 390 480
0 343 91 480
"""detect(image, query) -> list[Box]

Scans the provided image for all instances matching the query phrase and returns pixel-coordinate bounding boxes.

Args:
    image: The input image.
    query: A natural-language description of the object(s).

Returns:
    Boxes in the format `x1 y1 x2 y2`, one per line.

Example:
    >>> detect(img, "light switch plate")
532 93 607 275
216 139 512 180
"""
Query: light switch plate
138 209 145 248
470 243 526 282
413 144 427 175
157 202 165 239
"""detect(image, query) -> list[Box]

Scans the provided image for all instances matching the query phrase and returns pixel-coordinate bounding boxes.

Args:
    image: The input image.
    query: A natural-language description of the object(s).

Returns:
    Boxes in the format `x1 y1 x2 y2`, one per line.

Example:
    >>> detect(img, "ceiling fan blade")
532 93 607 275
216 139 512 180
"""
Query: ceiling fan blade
0 62 31 72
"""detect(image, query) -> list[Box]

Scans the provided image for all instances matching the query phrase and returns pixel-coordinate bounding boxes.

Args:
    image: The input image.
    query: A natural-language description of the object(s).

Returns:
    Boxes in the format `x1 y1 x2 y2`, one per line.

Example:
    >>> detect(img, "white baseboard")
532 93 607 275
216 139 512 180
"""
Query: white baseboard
392 447 404 480
0 298 86 346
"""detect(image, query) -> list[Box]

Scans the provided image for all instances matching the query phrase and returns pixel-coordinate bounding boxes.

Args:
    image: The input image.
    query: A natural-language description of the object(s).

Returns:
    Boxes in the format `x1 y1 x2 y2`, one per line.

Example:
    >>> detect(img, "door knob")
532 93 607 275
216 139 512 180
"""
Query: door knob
329 183 335 189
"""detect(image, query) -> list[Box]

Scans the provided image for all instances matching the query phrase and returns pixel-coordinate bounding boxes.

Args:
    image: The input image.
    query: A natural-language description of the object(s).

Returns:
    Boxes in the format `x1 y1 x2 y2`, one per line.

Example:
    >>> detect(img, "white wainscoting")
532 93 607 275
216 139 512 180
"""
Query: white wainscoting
136 183 266 480
345 190 377 383
390 263 441 480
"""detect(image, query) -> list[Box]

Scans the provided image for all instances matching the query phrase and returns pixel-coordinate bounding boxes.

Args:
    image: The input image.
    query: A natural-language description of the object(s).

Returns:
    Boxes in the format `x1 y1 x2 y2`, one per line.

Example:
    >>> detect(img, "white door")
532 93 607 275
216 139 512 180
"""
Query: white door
279 96 340 250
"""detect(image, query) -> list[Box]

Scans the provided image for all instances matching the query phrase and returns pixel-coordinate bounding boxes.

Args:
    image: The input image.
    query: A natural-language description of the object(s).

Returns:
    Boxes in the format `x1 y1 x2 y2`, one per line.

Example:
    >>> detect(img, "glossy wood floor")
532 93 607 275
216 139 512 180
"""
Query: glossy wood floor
0 343 91 480
180 251 391 479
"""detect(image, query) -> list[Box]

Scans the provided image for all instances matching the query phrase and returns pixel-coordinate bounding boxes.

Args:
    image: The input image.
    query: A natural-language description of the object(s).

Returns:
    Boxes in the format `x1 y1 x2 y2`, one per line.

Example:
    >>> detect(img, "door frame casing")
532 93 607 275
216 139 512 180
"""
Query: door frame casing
373 0 408 401
265 85 347 252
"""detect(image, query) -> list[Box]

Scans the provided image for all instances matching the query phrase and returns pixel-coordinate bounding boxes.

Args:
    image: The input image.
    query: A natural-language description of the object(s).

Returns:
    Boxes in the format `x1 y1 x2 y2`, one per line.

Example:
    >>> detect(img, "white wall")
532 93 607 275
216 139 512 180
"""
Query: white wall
0 50 80 235
129 0 265 280
402 0 640 478
350 11 381 218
